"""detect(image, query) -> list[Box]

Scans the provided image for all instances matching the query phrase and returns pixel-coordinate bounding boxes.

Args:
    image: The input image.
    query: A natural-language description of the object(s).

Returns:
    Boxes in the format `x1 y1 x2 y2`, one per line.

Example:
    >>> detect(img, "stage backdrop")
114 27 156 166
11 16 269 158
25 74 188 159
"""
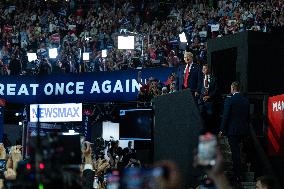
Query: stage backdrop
0 67 177 104
267 94 284 156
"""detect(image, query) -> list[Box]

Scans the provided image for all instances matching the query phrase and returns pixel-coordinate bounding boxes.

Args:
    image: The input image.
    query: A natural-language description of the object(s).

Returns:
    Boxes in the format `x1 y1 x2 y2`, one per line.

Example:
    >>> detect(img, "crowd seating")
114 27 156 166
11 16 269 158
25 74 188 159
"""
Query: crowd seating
0 0 283 76
1 2 283 189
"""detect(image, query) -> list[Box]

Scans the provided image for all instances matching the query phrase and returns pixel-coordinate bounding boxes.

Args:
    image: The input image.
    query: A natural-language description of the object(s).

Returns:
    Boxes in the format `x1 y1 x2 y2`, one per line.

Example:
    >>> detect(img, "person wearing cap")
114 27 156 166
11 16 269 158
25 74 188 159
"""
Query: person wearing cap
183 51 202 102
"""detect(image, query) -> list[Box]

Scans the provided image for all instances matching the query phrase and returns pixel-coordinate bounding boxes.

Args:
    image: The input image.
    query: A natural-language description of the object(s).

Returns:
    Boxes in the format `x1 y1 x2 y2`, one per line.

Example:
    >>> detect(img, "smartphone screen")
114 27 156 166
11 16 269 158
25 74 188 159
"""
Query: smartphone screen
120 168 143 189
197 133 217 166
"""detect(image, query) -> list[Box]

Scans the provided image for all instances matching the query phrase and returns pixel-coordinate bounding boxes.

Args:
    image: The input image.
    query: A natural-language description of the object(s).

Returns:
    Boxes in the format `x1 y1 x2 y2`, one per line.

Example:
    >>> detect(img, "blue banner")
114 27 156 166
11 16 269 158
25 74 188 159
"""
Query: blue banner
0 67 178 104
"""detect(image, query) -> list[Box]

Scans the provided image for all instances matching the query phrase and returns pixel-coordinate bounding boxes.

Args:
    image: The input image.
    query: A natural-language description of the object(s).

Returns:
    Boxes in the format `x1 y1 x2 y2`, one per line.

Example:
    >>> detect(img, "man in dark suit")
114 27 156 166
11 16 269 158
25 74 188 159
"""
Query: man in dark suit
219 81 250 183
199 64 218 133
183 51 202 102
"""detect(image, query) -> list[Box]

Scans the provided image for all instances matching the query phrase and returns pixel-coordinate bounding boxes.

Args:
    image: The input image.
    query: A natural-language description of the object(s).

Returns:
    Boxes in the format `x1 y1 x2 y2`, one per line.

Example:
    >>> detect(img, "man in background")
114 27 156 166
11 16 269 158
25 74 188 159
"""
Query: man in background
219 81 250 183
199 64 218 133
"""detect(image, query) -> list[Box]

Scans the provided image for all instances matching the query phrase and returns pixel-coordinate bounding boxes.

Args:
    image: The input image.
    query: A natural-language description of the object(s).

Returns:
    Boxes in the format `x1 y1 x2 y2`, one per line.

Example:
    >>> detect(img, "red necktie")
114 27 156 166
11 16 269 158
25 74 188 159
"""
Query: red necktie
183 65 190 88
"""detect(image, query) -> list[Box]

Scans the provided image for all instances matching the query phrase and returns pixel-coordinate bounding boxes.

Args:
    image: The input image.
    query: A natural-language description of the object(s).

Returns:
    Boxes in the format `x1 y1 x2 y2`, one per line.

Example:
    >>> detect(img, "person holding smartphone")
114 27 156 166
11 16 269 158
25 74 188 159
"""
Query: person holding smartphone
81 141 95 189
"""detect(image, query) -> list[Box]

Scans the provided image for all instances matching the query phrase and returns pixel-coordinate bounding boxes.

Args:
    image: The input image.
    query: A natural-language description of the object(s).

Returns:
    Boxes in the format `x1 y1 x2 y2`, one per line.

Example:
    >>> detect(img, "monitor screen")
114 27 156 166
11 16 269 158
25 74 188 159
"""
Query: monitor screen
119 109 153 140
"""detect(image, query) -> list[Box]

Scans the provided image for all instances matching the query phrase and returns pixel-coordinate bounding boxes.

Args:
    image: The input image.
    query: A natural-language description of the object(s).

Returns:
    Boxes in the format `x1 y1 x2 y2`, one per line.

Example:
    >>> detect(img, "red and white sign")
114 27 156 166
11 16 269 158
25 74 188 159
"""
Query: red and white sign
268 94 284 156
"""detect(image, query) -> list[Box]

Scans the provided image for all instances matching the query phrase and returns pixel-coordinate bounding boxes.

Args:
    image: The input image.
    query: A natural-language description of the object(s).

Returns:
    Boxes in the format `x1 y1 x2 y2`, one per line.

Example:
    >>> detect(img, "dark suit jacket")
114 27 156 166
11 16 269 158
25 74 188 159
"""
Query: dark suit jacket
220 93 250 136
184 63 202 93
200 75 218 103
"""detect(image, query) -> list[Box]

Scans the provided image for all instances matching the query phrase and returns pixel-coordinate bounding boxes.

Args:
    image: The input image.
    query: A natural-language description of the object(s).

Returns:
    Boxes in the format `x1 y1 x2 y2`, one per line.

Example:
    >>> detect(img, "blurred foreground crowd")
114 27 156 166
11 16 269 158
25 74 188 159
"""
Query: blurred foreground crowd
0 139 277 189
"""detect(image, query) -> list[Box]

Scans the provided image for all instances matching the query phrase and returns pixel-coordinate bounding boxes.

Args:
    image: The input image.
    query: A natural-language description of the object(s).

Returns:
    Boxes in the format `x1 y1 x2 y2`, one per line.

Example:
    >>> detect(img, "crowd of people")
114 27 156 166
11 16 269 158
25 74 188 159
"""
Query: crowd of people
0 0 284 75
0 138 277 189
0 0 283 188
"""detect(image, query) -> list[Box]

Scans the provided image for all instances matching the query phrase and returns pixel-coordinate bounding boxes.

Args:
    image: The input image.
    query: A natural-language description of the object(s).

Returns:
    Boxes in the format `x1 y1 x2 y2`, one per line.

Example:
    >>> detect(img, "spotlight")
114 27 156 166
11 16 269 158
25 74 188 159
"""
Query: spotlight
102 49 107 58
82 53 90 61
48 48 58 59
179 32 187 43
27 53 37 62
118 36 135 50
63 130 79 135
19 122 23 126
15 113 21 116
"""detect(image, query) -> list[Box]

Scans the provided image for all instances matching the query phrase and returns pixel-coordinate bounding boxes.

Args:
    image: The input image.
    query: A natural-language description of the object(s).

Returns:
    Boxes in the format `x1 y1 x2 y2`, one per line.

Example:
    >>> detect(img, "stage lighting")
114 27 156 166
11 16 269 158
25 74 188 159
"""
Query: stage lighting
49 48 58 59
27 53 37 62
102 49 107 58
82 52 90 61
118 36 135 50
179 32 187 43
63 129 79 135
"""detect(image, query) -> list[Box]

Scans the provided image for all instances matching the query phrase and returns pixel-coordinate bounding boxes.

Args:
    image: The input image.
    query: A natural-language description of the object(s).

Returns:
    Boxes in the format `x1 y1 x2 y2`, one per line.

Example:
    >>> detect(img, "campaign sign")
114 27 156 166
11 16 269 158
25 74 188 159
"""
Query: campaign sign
0 67 176 104
30 103 82 122
267 94 284 156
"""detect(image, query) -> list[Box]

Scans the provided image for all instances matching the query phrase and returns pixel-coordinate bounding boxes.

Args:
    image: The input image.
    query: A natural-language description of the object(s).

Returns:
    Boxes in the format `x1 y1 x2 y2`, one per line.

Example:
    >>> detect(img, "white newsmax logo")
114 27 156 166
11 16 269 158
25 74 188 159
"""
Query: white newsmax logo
30 103 82 122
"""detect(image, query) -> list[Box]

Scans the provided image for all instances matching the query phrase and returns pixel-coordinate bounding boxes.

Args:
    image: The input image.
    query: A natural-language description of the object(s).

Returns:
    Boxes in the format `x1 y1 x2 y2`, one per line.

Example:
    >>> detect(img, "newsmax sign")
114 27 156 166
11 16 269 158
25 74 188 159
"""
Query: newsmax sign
30 103 82 122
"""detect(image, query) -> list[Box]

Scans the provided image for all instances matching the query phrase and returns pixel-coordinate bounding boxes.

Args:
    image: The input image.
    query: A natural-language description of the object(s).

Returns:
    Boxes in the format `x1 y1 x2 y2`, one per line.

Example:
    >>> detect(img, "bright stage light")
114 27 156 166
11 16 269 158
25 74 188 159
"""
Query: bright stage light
63 130 79 135
27 53 37 62
49 48 58 59
118 36 135 50
102 49 107 58
179 32 187 43
83 53 90 61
